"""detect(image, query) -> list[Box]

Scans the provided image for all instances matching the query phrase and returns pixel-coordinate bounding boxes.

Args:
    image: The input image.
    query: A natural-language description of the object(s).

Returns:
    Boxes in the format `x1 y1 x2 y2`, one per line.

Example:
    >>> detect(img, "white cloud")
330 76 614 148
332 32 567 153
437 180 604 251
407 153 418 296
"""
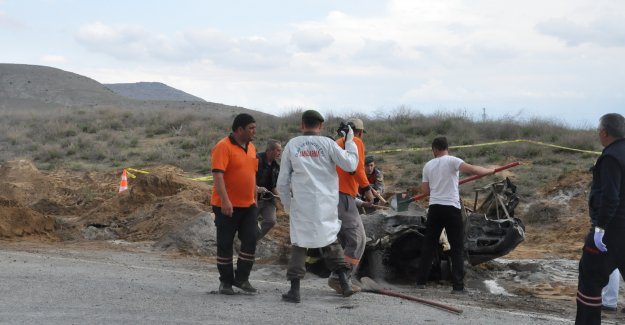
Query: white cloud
59 1 625 125
290 30 334 52
75 22 290 69
0 11 24 29
40 55 66 63
76 22 150 59
537 15 625 47
401 79 485 102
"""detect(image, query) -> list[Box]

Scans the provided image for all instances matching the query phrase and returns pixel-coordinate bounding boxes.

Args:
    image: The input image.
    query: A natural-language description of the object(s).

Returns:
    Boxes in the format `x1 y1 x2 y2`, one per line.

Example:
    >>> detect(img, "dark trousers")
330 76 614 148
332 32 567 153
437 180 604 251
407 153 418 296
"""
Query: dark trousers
213 205 258 284
576 228 625 325
286 240 351 280
416 204 465 290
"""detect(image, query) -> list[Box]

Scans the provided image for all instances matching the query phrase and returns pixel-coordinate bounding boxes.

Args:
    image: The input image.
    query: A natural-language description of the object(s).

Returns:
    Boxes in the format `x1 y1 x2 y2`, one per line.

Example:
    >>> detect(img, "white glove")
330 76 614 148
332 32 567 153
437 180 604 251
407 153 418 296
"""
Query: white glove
345 124 354 143
257 186 268 193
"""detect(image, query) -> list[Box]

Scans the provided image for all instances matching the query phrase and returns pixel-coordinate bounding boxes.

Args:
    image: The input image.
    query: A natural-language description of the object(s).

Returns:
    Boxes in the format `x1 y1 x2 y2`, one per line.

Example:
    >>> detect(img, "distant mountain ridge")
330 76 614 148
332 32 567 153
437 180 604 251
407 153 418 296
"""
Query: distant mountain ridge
0 63 267 118
0 63 123 108
105 82 206 102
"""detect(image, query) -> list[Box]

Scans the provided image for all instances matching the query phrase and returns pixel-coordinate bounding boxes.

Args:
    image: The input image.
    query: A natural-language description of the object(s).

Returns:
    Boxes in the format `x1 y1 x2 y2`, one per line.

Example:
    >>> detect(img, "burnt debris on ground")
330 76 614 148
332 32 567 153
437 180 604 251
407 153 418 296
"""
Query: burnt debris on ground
307 178 525 285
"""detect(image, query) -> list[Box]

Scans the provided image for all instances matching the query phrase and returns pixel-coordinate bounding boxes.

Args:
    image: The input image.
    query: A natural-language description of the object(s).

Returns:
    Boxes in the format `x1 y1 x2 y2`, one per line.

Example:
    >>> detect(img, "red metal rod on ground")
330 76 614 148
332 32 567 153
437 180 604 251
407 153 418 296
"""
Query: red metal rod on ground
374 288 463 314
408 161 520 202
360 277 463 314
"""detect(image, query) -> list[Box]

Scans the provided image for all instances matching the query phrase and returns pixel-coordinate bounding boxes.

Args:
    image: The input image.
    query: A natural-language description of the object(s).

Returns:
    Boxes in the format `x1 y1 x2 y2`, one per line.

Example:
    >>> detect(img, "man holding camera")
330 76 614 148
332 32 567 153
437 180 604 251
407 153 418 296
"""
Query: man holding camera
277 110 359 303
329 118 375 293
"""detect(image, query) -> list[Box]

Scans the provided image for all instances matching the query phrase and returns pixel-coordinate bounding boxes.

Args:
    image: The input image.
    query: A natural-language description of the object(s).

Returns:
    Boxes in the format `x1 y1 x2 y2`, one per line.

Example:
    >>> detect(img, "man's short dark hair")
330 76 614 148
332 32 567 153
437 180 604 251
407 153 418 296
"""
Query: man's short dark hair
432 137 449 151
232 113 256 132
600 113 625 138
302 117 322 129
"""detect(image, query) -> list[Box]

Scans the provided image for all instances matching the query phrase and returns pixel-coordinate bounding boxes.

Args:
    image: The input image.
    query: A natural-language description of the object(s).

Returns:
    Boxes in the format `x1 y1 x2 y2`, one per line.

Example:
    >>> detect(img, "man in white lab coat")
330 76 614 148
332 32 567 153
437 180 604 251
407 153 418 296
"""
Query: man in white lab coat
277 109 360 303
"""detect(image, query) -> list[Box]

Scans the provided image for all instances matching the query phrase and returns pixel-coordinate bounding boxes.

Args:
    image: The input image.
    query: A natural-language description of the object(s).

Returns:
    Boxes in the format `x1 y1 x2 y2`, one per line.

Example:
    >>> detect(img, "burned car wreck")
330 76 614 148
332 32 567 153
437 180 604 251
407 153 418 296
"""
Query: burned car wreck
306 178 525 282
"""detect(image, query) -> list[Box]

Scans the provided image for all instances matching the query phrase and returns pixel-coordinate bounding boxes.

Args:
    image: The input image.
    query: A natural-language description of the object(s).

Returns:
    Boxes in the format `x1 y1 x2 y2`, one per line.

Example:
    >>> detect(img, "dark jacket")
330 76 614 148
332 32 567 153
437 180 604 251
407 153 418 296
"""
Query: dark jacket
589 138 625 229
256 152 280 200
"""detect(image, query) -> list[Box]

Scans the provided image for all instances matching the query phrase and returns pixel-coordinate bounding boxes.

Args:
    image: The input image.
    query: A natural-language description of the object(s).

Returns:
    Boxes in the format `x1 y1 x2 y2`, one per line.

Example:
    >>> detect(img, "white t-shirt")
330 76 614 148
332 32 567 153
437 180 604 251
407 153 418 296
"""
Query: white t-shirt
422 155 464 209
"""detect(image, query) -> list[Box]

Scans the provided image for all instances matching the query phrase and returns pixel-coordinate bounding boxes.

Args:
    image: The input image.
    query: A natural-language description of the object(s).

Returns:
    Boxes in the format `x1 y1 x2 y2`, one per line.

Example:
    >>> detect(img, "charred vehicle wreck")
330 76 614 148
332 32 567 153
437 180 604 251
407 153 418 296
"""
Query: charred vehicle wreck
306 178 525 282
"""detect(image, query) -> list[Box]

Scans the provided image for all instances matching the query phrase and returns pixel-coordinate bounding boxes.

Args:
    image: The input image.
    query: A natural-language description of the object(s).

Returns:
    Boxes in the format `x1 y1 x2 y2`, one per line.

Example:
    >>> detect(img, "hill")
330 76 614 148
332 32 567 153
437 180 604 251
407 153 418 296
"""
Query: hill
0 63 124 109
0 63 274 171
0 63 265 114
105 82 206 102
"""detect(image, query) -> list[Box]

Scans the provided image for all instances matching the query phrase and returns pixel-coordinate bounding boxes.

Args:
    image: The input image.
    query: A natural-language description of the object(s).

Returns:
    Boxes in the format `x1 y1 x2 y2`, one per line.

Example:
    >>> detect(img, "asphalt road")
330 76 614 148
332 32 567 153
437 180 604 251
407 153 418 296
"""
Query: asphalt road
0 244 576 324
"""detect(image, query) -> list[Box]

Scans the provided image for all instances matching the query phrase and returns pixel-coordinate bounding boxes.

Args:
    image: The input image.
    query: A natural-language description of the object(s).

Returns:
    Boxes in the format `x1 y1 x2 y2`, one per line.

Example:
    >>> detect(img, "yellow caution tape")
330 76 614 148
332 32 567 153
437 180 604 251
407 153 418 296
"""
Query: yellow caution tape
124 167 213 183
121 138 597 187
520 140 600 155
191 175 214 182
127 167 150 174
124 167 150 179
369 139 601 155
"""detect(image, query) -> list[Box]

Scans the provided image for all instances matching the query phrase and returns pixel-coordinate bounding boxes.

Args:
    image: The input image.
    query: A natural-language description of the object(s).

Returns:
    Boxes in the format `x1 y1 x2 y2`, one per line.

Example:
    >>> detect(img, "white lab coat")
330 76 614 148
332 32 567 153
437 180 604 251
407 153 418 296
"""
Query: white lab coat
277 134 358 248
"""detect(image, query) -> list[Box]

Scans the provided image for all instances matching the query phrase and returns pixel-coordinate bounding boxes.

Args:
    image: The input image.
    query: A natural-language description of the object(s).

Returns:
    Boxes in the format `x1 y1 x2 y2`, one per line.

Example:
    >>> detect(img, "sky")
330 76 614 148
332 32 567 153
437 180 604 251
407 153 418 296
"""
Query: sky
1 0 624 127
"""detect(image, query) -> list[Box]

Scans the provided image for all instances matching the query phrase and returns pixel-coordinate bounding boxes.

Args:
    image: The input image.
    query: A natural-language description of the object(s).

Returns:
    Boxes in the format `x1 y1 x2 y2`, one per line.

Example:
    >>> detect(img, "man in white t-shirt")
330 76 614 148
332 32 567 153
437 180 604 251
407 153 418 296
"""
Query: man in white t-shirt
415 136 494 293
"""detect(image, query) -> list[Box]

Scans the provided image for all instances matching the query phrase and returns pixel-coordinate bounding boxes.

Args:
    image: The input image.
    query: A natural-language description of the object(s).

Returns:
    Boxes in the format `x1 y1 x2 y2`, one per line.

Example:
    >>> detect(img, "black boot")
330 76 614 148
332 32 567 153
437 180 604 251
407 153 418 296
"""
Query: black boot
337 269 354 297
282 279 301 303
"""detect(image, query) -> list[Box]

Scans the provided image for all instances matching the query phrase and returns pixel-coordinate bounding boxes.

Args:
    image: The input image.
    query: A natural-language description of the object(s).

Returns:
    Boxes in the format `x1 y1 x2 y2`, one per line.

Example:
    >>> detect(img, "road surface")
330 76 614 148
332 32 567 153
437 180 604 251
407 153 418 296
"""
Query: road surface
0 243 578 324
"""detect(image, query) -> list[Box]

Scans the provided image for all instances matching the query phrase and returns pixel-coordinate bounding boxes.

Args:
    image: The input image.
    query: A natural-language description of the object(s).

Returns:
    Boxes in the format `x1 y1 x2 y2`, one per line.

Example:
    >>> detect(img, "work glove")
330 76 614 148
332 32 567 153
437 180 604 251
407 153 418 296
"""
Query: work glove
594 227 607 252
257 186 268 194
345 125 354 143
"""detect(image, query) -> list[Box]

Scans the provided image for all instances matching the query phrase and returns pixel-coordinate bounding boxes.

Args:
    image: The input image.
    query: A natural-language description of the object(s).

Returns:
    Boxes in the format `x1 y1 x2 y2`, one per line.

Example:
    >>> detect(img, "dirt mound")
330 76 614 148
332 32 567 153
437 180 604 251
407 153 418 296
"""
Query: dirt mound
510 168 591 260
0 160 64 239
523 201 564 224
0 196 55 238
78 166 211 241
0 159 292 258
0 160 52 201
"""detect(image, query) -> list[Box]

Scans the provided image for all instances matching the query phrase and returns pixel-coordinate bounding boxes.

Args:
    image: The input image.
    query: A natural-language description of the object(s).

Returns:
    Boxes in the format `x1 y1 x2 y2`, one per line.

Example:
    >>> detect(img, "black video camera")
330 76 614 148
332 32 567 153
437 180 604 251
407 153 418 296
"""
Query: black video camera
336 121 355 139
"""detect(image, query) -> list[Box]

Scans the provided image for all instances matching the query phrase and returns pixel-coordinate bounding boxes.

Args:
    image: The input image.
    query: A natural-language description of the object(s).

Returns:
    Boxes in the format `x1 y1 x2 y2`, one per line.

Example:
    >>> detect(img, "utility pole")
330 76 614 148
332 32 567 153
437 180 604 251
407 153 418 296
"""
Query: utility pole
482 107 486 122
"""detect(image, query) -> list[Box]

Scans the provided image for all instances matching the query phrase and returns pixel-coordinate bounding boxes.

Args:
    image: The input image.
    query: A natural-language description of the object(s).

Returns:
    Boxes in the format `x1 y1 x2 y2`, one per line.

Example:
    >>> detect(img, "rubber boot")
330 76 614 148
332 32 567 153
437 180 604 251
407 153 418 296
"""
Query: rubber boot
337 269 354 297
281 279 301 303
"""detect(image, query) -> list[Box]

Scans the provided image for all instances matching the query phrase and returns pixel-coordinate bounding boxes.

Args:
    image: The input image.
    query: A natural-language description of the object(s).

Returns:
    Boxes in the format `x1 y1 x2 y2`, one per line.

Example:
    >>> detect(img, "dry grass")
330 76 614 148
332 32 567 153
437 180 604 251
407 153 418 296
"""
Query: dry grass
0 106 600 205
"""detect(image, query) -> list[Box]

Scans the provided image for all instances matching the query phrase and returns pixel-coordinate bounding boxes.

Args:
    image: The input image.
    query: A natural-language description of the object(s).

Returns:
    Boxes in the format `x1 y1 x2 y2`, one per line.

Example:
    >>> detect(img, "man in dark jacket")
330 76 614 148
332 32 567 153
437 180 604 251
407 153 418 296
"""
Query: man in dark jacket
576 113 625 324
256 139 282 241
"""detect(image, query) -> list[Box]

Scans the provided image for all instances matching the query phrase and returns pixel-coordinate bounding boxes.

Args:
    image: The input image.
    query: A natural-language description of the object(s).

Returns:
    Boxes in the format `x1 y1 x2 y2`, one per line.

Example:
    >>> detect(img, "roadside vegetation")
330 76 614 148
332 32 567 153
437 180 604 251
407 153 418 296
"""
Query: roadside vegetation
0 106 599 201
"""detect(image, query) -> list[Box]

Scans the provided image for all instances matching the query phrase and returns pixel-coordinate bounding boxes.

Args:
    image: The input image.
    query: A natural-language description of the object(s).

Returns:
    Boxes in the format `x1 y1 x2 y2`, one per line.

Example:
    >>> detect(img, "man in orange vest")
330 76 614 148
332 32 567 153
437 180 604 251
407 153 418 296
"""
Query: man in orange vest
211 113 259 295
329 118 374 293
